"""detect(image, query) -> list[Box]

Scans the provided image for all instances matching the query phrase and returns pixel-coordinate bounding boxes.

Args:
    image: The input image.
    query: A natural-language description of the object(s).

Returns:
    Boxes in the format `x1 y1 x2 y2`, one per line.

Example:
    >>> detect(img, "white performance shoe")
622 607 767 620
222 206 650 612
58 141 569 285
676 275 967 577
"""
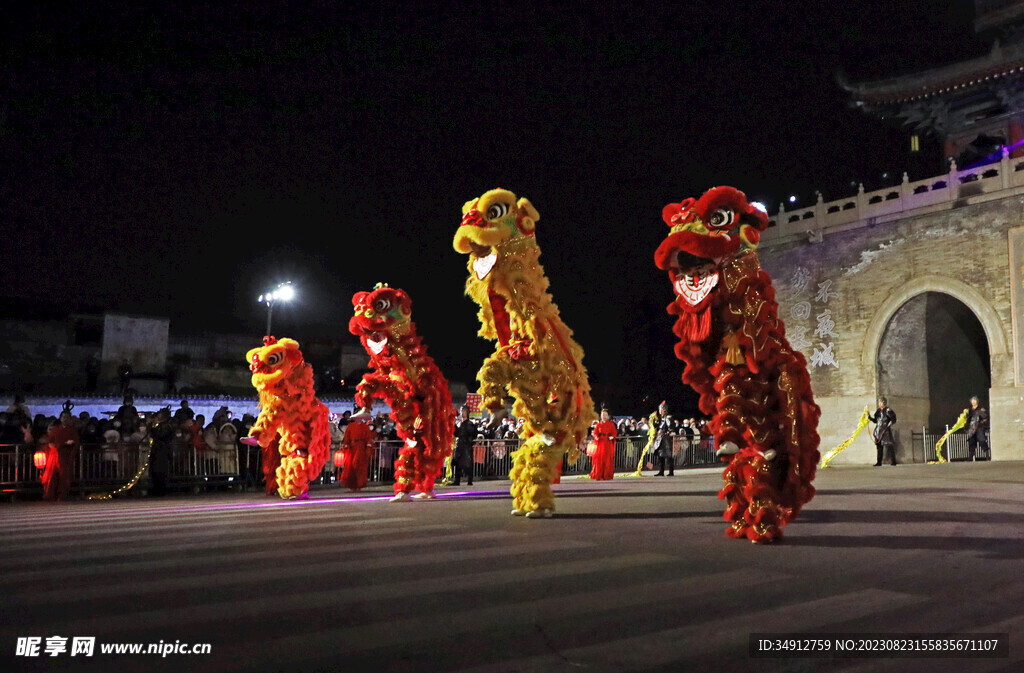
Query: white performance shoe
511 509 526 516
412 491 436 500
525 508 553 519
389 492 412 502
715 441 741 458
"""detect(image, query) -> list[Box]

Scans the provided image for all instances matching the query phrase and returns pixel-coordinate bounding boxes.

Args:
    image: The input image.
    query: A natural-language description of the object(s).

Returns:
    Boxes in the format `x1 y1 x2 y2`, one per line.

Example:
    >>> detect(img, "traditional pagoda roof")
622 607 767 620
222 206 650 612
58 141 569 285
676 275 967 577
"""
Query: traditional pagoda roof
843 40 1024 106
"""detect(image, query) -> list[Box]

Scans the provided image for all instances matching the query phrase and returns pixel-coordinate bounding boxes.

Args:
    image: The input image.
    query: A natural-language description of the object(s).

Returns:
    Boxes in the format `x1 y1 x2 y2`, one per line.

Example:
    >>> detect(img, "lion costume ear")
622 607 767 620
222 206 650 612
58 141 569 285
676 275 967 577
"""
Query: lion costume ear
462 198 478 215
517 197 539 221
516 197 539 235
277 337 301 352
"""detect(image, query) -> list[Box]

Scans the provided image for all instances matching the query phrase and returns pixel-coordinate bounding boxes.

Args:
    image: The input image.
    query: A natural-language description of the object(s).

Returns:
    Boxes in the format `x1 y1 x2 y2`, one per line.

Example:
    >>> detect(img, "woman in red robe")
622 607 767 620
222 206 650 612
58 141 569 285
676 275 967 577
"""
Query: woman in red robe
589 408 617 480
339 419 374 491
42 411 80 501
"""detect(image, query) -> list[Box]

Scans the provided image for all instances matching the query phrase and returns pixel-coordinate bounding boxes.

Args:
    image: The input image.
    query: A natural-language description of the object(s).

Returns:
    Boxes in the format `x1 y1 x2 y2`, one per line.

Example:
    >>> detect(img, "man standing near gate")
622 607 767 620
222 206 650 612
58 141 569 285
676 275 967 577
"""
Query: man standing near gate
870 397 897 466
966 395 989 461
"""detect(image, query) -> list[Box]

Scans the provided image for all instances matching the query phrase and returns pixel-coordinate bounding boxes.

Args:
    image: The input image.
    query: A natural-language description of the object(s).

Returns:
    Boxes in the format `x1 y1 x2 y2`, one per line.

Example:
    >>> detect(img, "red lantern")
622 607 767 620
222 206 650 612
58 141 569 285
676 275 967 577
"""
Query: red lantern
34 450 47 470
333 450 345 468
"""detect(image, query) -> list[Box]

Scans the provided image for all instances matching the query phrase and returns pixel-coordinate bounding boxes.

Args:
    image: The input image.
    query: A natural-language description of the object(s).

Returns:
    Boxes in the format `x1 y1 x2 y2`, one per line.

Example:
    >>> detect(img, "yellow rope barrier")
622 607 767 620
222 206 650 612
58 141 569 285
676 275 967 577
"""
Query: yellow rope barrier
87 445 151 500
820 407 871 468
931 409 967 465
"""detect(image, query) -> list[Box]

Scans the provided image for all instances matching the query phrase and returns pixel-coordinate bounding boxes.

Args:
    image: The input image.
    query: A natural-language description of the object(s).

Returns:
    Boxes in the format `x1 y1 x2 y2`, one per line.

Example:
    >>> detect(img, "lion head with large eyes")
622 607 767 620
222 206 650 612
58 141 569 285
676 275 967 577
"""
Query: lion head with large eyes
348 284 413 357
453 188 540 282
654 186 769 311
247 336 306 391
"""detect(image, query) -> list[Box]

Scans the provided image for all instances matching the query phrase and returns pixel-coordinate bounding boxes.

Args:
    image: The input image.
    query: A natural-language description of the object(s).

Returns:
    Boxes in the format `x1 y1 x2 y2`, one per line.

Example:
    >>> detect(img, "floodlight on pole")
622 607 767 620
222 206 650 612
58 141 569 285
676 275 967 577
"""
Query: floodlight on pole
258 282 295 336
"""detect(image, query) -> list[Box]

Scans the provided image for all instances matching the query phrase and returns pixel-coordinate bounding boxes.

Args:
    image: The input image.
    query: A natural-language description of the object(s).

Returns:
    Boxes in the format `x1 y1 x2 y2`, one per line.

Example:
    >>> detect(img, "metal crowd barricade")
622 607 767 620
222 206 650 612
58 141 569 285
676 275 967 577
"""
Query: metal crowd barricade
3 431 723 497
916 428 992 463
168 440 242 491
1 440 243 497
0 443 42 492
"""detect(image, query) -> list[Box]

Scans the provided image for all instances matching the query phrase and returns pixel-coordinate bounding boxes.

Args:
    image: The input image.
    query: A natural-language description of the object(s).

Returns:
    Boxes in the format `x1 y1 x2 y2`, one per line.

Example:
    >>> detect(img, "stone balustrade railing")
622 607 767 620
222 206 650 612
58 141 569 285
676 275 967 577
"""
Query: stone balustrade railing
762 148 1024 246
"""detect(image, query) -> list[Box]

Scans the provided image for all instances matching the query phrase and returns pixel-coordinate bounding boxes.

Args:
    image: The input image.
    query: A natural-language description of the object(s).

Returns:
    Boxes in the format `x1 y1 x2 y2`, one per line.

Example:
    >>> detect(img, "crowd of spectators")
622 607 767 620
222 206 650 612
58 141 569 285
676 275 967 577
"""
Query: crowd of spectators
2 394 715 493
0 395 260 455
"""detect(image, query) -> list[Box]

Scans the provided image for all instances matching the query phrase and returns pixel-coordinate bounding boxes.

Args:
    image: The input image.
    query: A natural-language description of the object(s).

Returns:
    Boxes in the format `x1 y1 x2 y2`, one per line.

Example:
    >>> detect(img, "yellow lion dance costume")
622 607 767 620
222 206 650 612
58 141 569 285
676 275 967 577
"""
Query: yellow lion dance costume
245 336 331 499
455 188 596 518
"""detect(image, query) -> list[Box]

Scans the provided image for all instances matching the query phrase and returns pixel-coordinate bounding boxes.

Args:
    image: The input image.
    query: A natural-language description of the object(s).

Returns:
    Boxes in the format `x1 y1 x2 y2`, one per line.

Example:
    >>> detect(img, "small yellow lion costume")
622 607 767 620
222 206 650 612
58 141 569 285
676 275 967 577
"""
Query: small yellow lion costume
246 336 331 499
455 188 596 517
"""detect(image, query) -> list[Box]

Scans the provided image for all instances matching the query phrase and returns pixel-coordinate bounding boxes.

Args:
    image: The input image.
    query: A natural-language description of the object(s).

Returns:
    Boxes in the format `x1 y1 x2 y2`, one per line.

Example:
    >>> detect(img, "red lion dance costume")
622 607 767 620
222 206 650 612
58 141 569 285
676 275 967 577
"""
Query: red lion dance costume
245 337 331 499
655 186 820 543
349 284 455 501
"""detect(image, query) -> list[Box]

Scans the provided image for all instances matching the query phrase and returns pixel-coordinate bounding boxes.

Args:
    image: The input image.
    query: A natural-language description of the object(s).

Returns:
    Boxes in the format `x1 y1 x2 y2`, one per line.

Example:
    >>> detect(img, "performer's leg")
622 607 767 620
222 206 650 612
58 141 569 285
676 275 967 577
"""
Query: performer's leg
41 451 58 501
509 437 558 516
262 441 281 495
276 451 310 499
412 450 440 497
355 448 369 490
968 436 977 461
874 443 882 466
391 444 416 498
57 449 74 500
667 454 674 476
655 454 665 476
721 450 783 544
887 443 897 466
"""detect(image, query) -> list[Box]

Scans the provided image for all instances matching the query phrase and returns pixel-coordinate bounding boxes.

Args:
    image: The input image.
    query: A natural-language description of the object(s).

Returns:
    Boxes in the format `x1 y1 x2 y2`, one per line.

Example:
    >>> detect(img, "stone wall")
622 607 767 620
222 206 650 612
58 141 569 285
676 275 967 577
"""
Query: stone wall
759 186 1024 463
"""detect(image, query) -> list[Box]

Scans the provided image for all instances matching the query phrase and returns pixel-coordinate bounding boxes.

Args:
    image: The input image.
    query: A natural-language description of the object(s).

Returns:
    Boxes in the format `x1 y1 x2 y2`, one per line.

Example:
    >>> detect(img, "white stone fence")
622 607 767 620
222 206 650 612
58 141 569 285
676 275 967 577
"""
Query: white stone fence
763 149 1024 246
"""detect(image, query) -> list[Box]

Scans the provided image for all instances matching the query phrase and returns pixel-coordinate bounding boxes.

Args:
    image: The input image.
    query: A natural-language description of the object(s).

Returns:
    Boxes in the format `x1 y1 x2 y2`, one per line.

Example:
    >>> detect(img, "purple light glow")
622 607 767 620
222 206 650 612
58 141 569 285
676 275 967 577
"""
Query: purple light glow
964 137 1024 170
89 489 514 516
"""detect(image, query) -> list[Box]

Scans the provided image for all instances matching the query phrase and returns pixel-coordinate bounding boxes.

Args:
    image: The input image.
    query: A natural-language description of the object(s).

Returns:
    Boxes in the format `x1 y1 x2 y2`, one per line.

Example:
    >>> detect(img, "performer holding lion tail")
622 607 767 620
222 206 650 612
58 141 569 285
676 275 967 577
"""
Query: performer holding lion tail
245 337 331 500
454 188 597 518
348 284 455 501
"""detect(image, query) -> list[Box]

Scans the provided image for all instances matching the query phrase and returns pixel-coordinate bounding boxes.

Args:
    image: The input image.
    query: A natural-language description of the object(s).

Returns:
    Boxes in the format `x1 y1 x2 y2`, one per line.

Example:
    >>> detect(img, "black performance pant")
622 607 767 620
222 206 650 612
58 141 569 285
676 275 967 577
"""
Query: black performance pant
453 460 473 485
875 442 896 465
968 434 988 459
656 454 674 475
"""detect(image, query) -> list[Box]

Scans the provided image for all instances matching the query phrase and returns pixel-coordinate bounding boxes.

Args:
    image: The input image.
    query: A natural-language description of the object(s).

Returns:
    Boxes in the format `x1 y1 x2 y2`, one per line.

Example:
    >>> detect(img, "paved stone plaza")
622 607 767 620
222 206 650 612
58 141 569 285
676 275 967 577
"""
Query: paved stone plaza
1 462 1022 673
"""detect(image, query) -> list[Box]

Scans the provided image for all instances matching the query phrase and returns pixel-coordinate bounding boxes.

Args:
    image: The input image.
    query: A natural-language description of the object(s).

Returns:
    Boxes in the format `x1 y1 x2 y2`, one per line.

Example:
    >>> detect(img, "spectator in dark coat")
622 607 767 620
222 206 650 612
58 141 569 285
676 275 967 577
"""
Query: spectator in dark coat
870 397 897 466
452 406 477 486
966 396 989 461
148 409 175 496
173 400 194 423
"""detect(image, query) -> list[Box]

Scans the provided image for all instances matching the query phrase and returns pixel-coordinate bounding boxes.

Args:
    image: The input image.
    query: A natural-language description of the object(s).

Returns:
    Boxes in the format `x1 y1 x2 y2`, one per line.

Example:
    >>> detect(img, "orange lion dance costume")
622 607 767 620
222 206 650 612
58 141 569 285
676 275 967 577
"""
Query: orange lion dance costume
655 186 820 543
349 284 455 501
455 189 596 518
245 336 331 499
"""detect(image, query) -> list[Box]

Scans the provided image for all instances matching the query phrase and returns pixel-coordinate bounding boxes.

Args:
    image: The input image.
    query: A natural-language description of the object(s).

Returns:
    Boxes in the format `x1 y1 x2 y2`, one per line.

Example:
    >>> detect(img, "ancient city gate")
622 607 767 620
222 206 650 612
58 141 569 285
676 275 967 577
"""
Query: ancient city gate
758 156 1024 464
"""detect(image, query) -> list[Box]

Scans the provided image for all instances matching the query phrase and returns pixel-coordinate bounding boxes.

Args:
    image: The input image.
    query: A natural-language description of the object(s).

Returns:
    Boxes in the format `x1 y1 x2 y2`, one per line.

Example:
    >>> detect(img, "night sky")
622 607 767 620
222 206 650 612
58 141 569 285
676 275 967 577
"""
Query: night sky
0 2 987 413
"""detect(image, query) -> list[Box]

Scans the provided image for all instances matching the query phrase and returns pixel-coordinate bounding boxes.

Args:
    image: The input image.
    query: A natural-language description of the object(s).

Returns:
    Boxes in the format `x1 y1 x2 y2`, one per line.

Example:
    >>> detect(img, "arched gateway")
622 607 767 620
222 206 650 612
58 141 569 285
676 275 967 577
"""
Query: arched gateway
872 289 994 462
